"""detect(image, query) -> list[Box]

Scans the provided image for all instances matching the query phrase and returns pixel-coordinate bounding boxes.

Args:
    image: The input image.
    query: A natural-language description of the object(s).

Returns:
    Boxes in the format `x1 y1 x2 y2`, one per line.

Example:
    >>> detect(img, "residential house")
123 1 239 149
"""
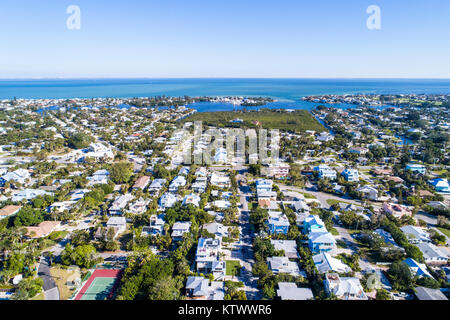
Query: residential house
210 172 230 188
142 214 165 236
192 177 207 193
303 215 326 234
171 221 192 241
168 175 186 192
148 178 166 193
106 216 127 235
0 168 31 186
270 240 299 259
429 178 450 193
416 243 448 265
86 169 110 186
266 211 290 235
182 193 201 207
0 205 22 220
203 222 227 238
357 185 378 201
341 168 359 182
25 221 61 239
267 256 302 277
195 238 225 278
324 273 368 300
403 258 433 278
159 192 177 210
132 176 151 190
276 282 314 300
406 164 426 175
109 194 134 215
12 189 52 202
383 203 412 218
308 231 337 254
414 287 448 301
400 225 431 244
127 198 150 214
256 179 273 194
313 252 351 274
185 276 225 300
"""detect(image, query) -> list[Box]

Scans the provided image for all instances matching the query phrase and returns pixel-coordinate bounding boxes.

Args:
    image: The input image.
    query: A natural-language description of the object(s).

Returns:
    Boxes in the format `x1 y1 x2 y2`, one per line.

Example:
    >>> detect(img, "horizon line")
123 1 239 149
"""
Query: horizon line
1 77 450 81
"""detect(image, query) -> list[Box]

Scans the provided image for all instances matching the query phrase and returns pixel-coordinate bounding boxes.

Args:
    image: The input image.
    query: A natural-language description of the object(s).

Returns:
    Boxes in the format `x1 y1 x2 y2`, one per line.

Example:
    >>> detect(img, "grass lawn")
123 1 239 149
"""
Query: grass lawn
300 192 317 199
330 227 339 236
326 199 353 206
50 267 78 300
226 260 241 276
31 292 46 300
437 227 450 238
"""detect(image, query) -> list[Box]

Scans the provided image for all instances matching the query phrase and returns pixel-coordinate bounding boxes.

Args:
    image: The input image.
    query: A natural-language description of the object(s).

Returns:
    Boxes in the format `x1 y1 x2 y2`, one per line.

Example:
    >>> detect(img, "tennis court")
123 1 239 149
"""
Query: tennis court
74 269 122 300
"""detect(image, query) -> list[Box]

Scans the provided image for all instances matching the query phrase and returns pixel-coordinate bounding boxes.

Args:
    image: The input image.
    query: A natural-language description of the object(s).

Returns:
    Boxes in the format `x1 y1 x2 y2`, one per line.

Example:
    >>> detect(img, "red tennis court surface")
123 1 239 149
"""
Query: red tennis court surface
74 269 122 300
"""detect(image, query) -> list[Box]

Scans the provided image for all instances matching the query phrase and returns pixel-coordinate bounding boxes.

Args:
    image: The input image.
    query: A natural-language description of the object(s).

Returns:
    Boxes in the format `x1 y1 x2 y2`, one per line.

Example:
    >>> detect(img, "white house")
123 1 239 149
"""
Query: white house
171 221 192 241
267 256 303 277
416 242 448 265
324 273 368 300
159 192 177 209
342 168 359 182
400 225 431 244
313 252 351 274
357 185 378 201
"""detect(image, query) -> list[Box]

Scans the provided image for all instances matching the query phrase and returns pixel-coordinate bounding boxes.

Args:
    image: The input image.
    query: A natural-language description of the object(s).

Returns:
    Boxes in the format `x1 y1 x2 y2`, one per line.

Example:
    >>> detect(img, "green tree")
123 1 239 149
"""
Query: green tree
110 162 133 184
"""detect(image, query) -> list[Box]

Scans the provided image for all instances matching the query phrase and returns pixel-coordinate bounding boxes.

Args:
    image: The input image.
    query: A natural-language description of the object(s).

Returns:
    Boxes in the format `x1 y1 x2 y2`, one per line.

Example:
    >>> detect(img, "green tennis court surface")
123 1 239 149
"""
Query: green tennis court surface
80 277 116 300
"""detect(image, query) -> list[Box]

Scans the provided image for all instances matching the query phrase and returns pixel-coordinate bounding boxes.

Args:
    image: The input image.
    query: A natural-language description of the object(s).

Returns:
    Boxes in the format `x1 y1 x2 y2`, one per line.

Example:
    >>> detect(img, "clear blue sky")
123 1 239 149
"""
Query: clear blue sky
0 0 449 78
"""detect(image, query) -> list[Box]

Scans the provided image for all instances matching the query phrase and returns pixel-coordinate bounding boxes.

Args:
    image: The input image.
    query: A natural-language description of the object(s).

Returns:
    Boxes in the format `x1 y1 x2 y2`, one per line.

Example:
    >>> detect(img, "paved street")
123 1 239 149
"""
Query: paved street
233 174 261 300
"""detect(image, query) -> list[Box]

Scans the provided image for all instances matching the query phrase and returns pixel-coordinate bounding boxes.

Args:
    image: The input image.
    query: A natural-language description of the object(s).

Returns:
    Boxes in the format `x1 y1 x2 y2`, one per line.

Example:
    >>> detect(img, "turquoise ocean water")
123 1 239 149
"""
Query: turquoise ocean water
1 78 450 111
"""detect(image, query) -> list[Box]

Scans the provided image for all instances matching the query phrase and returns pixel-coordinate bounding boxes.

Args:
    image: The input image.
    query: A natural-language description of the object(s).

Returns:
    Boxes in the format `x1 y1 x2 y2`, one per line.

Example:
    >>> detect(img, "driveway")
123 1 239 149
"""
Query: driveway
38 256 60 300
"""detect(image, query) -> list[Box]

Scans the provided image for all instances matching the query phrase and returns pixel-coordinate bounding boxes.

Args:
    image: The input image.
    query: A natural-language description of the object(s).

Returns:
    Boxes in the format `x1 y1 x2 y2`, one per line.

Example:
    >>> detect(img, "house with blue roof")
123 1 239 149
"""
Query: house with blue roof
403 258 433 278
429 178 450 193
